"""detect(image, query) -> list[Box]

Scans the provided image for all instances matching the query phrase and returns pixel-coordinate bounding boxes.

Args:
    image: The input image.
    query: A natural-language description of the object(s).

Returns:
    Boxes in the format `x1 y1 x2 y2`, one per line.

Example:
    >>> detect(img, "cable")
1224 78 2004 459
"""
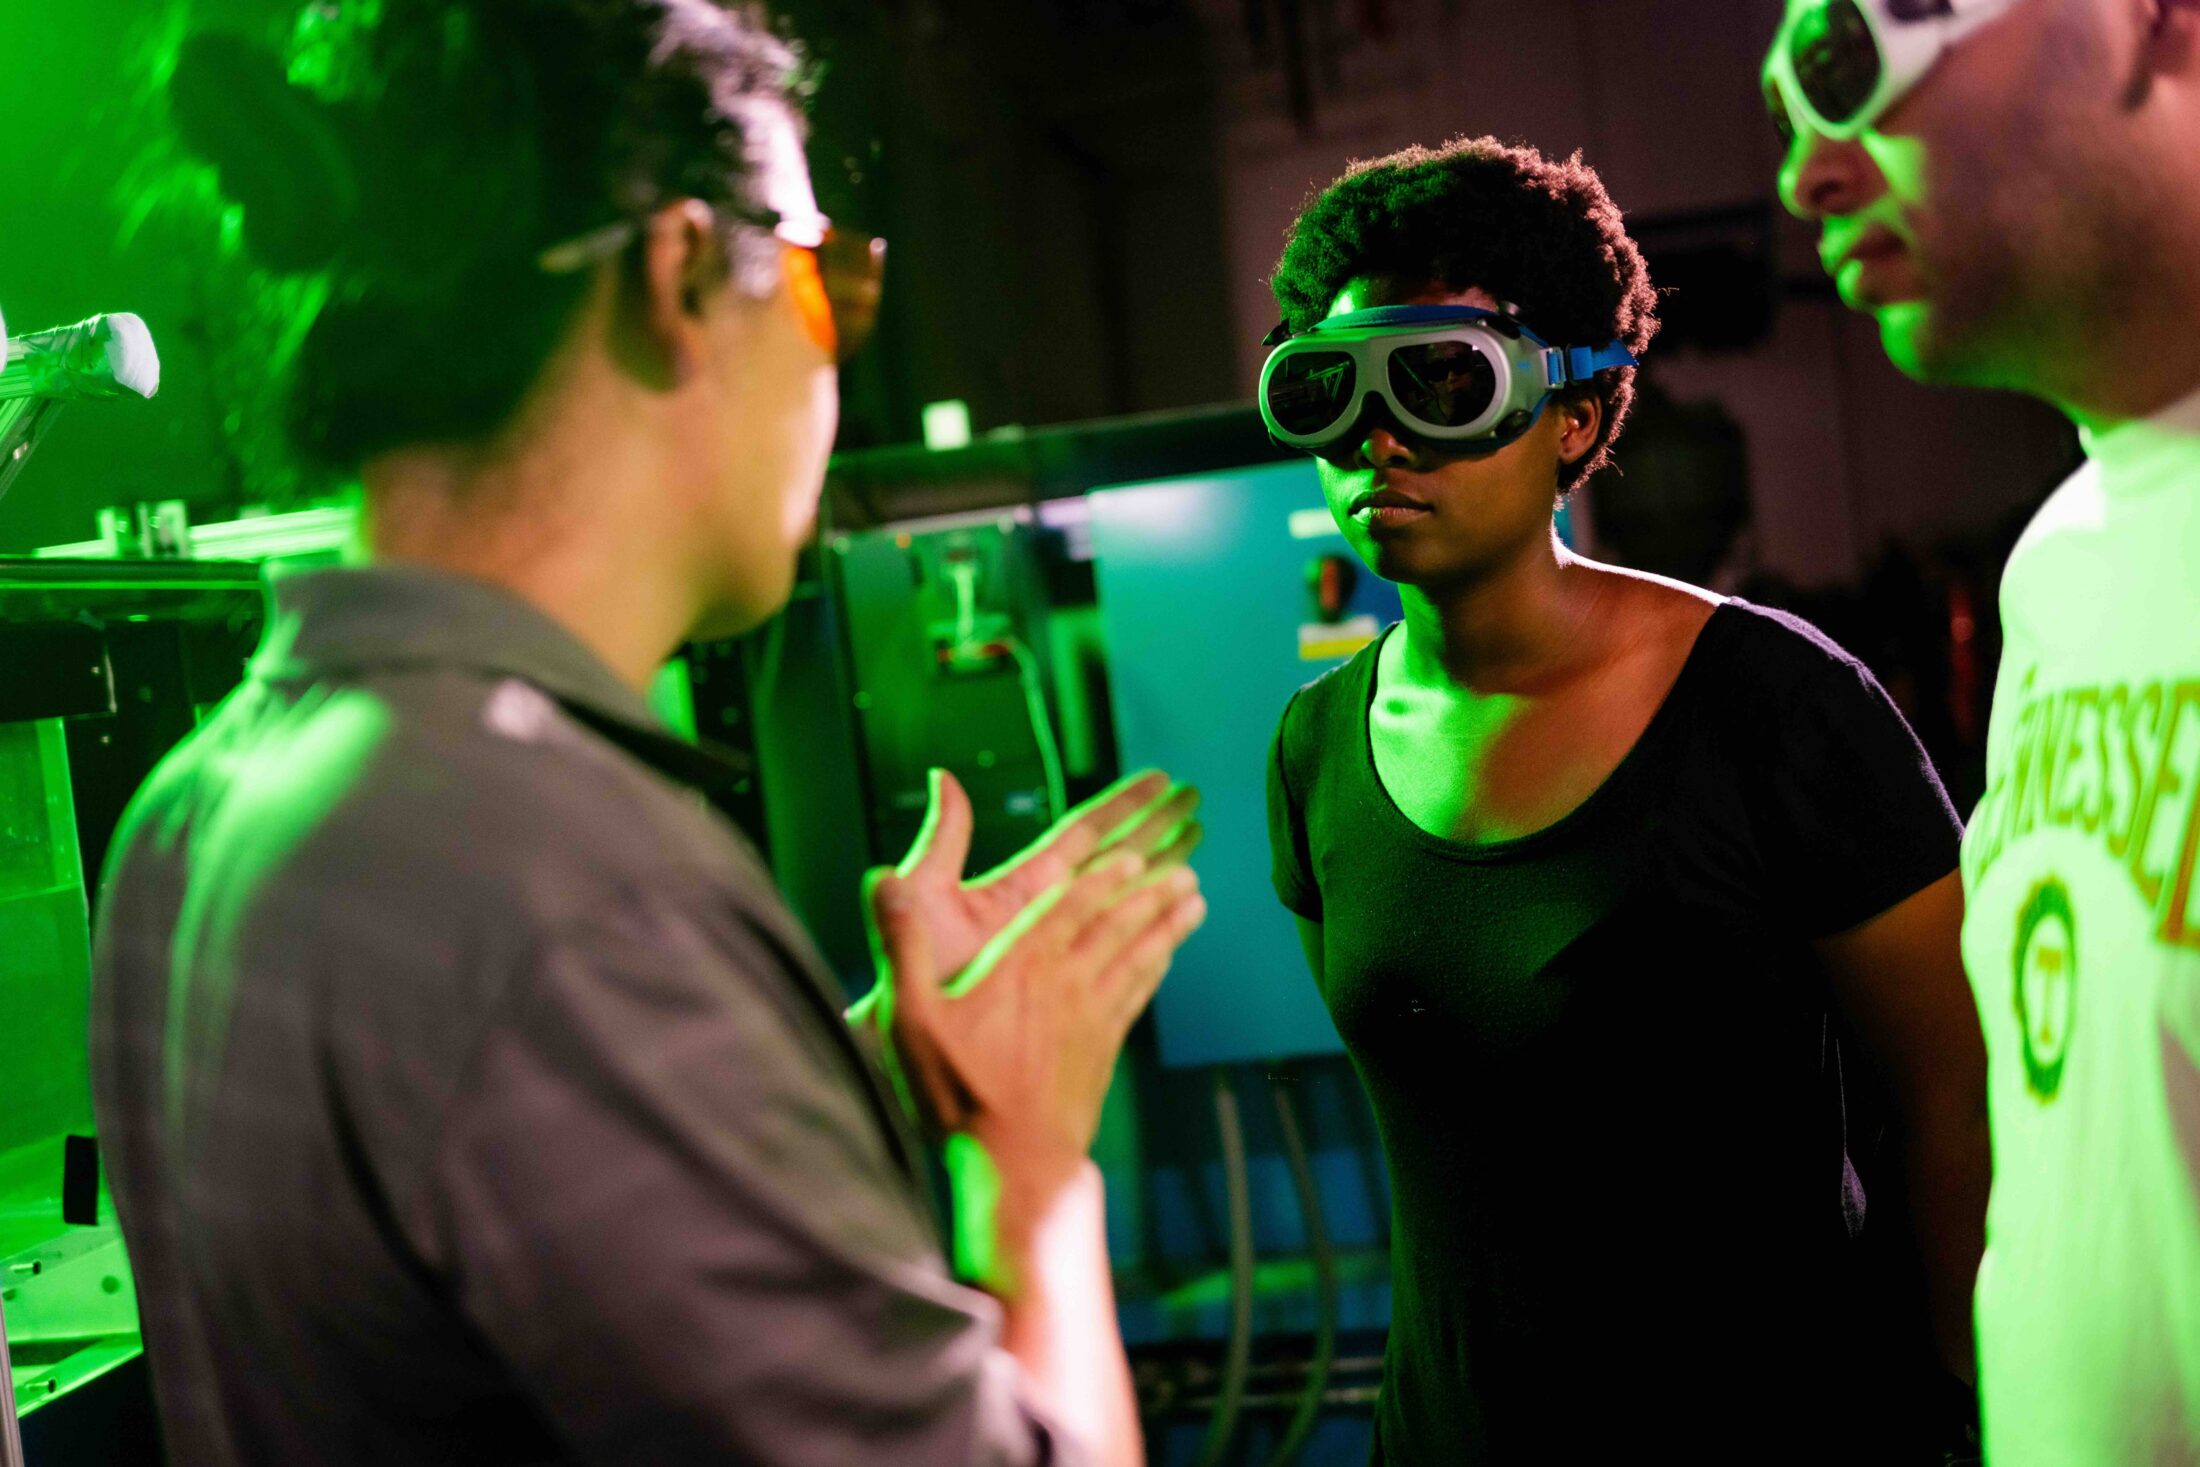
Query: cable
1263 1074 1338 1467
1003 635 1068 820
937 544 1063 823
1195 1068 1256 1467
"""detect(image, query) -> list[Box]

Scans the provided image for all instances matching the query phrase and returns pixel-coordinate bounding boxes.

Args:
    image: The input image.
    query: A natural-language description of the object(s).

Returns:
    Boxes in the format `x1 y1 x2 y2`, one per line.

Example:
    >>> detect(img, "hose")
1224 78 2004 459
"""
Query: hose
1004 635 1068 819
1263 1074 1337 1467
1195 1068 1256 1467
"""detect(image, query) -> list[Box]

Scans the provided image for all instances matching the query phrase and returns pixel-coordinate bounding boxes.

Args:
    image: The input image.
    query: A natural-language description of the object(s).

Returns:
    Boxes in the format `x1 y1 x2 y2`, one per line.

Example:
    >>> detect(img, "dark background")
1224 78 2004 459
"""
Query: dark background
0 0 2078 805
3 0 2072 555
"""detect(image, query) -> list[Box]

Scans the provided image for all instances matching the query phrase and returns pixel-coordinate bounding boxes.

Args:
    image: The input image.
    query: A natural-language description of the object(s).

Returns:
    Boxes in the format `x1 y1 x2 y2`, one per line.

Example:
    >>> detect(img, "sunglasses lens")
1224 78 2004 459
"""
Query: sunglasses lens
1789 0 1882 127
1386 340 1497 430
1266 351 1358 437
817 229 886 365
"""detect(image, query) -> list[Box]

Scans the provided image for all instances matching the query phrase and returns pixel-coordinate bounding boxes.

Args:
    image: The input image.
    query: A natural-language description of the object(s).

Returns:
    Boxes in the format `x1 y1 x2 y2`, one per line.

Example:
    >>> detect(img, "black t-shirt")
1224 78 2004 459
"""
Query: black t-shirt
1267 599 1962 1465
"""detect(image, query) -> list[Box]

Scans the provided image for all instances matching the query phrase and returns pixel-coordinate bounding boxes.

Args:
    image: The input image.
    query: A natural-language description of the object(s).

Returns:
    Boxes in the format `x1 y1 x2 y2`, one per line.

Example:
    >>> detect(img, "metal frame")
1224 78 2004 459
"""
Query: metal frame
0 1289 26 1467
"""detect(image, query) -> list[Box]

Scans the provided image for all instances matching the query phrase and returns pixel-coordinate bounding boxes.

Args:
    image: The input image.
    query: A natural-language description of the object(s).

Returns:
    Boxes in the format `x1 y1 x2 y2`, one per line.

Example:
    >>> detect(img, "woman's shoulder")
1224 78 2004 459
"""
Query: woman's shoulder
1585 563 1722 687
1587 565 1884 715
1673 594 1916 760
1273 624 1389 768
1587 562 1720 638
1702 596 1877 690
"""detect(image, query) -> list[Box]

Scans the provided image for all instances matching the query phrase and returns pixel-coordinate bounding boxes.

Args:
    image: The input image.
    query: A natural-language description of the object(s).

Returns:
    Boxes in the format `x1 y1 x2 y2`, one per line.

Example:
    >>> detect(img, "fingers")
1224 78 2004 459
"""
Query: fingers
1059 769 1174 864
1069 864 1200 977
896 768 975 884
1102 884 1207 1033
1146 818 1204 872
1095 780 1201 865
1035 852 1150 954
963 769 1170 896
952 851 1147 997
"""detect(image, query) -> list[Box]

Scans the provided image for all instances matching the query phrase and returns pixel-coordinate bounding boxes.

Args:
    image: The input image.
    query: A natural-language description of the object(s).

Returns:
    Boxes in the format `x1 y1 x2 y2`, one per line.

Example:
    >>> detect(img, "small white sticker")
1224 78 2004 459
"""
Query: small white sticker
482 679 557 741
1287 508 1341 540
1298 614 1379 662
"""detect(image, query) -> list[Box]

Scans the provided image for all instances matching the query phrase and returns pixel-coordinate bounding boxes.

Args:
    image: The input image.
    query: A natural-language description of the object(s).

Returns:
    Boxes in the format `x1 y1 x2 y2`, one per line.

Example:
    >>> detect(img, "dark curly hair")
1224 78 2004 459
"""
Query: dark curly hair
168 1 804 474
1270 136 1659 491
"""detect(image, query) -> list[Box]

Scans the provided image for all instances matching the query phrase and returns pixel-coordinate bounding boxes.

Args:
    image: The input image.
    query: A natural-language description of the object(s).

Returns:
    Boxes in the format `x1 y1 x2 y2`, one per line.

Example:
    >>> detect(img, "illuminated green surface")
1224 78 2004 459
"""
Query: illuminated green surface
3 1224 140 1417
0 719 127 1418
0 721 93 1160
0 0 342 556
648 659 698 744
943 1132 1004 1287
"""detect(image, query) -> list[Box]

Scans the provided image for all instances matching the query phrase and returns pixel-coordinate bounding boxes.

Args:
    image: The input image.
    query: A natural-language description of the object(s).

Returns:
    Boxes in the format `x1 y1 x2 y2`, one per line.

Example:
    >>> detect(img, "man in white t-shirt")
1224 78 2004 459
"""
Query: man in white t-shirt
1763 0 2200 1461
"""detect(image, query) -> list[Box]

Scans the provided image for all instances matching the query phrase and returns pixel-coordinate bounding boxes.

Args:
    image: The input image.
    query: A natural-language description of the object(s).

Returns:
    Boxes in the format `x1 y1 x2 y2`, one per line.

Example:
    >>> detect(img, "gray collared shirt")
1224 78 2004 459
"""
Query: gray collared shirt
89 564 1070 1466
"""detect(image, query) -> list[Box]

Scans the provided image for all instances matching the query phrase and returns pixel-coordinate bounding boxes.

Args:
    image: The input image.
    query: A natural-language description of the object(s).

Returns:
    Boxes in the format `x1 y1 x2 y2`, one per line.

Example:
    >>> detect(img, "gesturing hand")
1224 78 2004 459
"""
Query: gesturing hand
855 768 1204 1141
867 849 1206 1172
882 768 1201 983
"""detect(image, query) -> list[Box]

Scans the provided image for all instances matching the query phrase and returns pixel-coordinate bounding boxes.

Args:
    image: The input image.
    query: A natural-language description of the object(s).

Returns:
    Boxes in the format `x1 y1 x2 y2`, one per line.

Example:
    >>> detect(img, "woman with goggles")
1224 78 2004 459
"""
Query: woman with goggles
1263 136 1988 1462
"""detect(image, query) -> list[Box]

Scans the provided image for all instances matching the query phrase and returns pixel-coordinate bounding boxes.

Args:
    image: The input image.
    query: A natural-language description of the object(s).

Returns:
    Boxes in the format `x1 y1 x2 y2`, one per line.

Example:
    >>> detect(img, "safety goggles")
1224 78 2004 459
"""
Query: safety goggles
1258 305 1637 455
539 207 886 365
1763 0 2022 144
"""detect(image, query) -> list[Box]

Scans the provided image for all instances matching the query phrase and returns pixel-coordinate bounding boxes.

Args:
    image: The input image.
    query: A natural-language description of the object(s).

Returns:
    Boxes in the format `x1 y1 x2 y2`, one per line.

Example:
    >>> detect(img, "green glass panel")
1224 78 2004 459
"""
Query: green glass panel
0 720 94 1161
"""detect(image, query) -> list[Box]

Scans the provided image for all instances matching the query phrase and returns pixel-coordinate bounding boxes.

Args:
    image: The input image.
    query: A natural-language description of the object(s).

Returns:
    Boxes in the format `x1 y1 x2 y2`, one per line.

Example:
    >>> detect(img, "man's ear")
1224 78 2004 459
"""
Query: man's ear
2147 0 2200 74
637 199 721 385
1555 390 1605 467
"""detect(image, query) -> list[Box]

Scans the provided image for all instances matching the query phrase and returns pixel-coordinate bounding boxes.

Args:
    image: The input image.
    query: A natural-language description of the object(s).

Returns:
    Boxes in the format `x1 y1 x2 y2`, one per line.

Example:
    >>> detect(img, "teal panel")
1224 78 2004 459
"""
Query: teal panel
1088 463 1400 1066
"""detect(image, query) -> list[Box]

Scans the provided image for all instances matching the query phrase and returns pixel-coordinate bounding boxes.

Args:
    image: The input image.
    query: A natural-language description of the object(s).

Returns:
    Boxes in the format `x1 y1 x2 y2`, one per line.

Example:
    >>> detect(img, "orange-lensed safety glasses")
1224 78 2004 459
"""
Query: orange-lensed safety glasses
779 225 886 365
539 206 885 366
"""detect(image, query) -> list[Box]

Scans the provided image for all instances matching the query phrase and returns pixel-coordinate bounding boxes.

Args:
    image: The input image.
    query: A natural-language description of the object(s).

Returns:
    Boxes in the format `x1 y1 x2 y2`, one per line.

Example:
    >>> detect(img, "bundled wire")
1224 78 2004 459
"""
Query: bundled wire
1001 636 1068 820
1195 1068 1256 1467
1264 1074 1338 1467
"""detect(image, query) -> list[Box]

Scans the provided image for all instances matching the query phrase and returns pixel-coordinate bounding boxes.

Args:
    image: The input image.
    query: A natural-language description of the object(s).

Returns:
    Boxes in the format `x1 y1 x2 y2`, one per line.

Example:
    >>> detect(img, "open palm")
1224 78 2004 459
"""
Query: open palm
888 767 1200 980
855 766 1201 1135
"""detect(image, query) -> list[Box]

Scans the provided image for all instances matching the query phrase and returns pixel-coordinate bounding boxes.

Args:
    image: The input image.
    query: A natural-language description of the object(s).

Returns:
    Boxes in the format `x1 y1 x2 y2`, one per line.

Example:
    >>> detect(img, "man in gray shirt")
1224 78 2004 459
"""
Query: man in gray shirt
92 5 1205 1464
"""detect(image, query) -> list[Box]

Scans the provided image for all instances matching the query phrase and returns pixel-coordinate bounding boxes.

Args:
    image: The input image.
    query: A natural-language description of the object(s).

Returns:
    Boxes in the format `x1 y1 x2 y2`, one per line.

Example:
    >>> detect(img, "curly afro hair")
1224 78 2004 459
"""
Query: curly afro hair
1270 136 1659 491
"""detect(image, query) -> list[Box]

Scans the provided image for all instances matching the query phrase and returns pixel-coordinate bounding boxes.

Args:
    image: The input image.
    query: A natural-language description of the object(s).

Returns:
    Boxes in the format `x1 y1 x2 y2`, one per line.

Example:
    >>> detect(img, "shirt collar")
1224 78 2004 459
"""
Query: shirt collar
251 563 748 793
2079 378 2200 480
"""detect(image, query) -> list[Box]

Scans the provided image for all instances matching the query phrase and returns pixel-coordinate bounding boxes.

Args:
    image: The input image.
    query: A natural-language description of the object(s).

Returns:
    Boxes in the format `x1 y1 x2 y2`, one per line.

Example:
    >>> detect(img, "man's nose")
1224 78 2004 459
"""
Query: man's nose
1780 128 1883 221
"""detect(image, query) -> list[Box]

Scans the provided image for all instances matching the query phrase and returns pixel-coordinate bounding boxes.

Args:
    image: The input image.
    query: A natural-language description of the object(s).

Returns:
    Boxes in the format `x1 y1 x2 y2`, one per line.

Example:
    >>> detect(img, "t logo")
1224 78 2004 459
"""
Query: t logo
2013 877 2078 1101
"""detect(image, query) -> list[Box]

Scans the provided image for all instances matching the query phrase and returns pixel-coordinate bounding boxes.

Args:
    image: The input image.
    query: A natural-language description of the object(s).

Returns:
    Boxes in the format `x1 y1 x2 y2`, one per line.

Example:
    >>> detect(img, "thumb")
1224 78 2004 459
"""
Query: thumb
861 868 963 1136
898 767 975 885
865 869 939 1003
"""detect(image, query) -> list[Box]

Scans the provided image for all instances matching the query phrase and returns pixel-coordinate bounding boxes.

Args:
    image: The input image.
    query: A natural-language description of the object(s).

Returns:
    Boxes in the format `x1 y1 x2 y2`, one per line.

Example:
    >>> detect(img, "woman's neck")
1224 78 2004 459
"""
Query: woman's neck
1397 536 1609 696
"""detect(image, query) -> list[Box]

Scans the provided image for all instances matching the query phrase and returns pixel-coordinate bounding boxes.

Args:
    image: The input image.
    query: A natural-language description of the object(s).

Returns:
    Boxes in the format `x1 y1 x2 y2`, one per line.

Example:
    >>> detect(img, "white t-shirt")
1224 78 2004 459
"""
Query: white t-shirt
1962 383 2200 1464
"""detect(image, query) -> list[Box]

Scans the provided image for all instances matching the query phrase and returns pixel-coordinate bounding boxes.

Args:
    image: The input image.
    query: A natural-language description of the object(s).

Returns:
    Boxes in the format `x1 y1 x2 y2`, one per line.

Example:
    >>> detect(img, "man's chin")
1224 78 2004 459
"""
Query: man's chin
1872 300 1952 383
689 581 789 645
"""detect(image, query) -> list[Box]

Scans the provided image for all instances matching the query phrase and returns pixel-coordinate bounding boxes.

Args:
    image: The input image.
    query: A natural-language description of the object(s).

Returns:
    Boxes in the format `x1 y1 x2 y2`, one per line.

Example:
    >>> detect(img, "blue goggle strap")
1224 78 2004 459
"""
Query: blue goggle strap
1540 341 1640 391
